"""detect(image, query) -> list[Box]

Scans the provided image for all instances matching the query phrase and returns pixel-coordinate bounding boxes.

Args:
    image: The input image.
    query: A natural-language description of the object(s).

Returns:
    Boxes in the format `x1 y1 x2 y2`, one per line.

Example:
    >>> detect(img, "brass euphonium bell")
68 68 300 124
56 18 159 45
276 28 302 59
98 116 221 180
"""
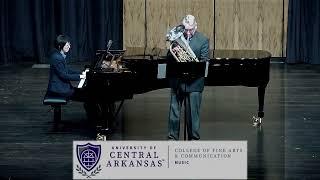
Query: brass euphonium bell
166 25 199 62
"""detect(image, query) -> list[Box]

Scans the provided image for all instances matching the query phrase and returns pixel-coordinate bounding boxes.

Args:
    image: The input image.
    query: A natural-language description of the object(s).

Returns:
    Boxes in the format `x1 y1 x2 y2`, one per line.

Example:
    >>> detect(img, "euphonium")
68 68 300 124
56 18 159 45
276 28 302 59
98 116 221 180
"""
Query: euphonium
166 25 199 62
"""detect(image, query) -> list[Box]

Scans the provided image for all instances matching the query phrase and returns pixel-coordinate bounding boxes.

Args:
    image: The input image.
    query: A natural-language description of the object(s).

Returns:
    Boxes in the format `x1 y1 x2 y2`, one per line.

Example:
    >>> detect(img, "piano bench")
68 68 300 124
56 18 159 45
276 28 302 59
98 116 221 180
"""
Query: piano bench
43 96 67 127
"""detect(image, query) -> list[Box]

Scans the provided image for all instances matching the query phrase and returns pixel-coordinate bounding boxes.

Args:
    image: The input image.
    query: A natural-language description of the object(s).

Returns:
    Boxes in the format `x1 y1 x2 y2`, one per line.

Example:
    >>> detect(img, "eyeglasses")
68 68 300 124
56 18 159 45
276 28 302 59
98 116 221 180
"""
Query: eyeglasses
184 28 195 33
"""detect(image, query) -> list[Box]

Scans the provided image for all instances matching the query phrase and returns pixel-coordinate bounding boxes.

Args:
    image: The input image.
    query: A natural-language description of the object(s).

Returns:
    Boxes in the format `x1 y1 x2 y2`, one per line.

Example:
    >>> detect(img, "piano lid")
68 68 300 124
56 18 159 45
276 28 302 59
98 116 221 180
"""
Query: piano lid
120 48 271 61
211 50 271 60
123 47 167 61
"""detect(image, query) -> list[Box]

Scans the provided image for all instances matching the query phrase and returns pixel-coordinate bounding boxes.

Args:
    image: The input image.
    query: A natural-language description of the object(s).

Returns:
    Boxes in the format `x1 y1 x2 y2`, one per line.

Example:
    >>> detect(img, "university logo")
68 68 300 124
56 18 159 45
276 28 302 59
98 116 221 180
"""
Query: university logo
76 143 102 178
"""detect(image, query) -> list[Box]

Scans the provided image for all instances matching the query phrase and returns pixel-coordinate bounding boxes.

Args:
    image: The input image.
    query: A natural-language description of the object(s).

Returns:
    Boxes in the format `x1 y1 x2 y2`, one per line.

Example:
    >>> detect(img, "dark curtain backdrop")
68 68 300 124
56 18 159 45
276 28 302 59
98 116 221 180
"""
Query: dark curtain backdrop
0 0 122 64
287 0 320 64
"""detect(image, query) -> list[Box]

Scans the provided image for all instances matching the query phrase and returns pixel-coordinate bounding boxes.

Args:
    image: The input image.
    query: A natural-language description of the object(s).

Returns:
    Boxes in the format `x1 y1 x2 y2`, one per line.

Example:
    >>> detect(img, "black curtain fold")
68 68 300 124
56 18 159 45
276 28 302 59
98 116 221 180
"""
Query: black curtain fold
32 0 46 63
0 0 12 64
0 0 123 64
287 0 320 64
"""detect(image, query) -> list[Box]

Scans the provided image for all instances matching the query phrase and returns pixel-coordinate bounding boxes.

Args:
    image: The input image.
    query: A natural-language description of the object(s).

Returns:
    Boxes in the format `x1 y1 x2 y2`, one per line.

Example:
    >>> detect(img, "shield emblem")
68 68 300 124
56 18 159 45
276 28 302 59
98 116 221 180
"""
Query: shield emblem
76 143 101 171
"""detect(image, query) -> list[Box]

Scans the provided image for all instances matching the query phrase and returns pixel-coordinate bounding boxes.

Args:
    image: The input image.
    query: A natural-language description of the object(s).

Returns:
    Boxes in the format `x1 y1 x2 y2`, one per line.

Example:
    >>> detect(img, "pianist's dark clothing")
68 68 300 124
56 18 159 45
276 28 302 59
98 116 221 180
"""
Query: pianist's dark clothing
46 49 99 122
46 49 81 98
168 31 209 140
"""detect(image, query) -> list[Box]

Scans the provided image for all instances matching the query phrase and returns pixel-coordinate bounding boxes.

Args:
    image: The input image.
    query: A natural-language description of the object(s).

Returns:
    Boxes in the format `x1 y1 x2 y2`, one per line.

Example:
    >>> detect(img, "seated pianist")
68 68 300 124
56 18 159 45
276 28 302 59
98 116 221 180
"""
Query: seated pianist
46 34 98 121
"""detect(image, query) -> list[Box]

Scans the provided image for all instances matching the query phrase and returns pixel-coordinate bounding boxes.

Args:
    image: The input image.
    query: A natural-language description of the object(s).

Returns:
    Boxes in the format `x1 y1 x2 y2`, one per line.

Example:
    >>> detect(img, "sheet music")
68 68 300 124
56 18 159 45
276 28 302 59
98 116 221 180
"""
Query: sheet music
205 61 209 77
157 64 167 79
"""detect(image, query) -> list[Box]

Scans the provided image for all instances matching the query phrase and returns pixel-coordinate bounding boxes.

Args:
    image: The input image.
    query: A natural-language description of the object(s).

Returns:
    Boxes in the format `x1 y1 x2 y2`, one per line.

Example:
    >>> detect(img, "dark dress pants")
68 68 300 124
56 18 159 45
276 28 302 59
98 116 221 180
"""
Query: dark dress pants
168 89 202 140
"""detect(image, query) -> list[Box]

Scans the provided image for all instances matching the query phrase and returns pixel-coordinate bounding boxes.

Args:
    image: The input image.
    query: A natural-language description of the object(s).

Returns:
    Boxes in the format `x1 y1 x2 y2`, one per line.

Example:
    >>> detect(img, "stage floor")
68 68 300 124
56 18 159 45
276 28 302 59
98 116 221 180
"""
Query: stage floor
0 62 319 179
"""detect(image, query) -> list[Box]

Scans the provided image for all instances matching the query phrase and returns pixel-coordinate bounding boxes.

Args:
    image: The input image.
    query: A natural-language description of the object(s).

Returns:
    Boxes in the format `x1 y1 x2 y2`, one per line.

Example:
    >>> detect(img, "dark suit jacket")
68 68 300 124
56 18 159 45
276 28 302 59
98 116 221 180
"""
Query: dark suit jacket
169 31 209 92
46 49 81 97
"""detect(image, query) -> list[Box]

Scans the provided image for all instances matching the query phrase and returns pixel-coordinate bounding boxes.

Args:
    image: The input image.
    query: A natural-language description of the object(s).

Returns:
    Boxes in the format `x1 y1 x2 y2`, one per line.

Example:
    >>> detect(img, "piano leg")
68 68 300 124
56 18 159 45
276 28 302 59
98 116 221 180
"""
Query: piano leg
258 85 266 118
96 103 115 140
95 101 125 140
254 85 267 126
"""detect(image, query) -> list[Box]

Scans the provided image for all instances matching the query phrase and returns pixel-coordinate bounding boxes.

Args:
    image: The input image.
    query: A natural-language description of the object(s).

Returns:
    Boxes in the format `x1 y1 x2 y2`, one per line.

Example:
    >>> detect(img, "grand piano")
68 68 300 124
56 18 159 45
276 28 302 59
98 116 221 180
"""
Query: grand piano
83 47 271 136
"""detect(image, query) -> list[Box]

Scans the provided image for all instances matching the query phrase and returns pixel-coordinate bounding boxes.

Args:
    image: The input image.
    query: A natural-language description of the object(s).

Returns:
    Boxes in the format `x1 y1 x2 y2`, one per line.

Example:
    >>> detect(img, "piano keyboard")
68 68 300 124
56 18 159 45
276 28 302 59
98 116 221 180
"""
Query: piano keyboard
78 69 89 88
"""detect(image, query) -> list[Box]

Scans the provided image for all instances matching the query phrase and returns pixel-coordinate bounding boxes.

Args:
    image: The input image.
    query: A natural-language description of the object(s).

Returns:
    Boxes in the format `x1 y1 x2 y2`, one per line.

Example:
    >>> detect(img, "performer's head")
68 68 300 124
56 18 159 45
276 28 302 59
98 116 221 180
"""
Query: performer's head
182 14 197 39
55 34 71 53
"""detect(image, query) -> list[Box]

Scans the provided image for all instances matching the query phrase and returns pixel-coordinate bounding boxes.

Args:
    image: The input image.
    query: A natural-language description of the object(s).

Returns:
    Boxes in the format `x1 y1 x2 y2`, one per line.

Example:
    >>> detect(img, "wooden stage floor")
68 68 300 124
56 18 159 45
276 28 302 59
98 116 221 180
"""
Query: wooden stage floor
0 62 319 179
